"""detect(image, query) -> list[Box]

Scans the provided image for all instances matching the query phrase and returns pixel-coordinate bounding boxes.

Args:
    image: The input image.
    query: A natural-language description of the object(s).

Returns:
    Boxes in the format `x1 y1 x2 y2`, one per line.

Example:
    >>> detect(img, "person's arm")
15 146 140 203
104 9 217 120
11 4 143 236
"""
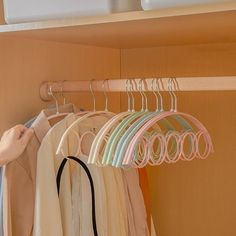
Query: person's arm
0 125 34 166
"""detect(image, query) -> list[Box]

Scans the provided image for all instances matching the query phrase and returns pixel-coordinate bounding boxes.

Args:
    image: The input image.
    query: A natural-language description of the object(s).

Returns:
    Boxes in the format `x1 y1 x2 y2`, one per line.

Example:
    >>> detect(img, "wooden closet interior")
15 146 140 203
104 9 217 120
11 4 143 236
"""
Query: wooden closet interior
0 1 236 235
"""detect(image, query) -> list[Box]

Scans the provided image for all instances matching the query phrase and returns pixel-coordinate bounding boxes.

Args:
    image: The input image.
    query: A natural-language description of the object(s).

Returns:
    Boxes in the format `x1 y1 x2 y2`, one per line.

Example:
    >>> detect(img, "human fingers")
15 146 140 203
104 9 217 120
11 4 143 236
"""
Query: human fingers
19 128 34 146
11 125 28 139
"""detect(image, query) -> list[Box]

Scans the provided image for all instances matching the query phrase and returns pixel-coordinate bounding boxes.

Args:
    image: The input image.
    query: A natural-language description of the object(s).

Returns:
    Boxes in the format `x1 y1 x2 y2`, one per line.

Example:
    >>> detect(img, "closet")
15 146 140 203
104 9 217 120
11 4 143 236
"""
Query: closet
0 1 236 235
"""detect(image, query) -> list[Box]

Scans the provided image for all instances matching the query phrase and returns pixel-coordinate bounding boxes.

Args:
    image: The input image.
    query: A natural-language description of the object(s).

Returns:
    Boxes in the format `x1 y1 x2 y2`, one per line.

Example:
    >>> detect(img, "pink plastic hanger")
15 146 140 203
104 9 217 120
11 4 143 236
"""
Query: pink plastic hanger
122 79 214 168
88 79 135 165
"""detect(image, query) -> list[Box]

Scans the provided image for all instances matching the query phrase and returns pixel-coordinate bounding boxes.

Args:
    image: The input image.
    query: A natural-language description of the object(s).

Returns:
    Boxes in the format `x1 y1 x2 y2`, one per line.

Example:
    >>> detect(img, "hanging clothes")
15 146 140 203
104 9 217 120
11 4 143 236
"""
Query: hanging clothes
2 104 77 236
68 114 129 235
34 114 75 236
33 114 112 236
2 104 152 236
122 169 150 236
101 166 129 236
34 113 147 236
57 156 99 236
70 155 105 236
139 168 152 230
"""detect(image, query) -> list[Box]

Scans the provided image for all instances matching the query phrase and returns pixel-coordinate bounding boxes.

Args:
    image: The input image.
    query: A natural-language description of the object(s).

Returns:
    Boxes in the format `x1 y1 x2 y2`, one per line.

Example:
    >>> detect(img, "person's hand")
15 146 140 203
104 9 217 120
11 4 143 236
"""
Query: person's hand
0 125 34 166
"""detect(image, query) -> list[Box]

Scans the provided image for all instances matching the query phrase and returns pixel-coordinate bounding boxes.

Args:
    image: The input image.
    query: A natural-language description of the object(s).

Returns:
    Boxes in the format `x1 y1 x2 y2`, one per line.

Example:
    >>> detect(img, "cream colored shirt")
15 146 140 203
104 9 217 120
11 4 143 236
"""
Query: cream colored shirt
72 158 129 236
3 104 77 236
122 169 150 236
69 115 129 236
33 114 75 236
34 114 128 236
72 155 108 236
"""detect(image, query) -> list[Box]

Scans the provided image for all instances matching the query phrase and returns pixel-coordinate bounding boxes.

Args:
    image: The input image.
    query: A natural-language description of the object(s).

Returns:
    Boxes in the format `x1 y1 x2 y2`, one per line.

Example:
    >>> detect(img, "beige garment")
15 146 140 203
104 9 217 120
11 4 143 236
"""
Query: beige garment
3 104 77 236
33 114 75 236
72 155 109 236
104 167 129 236
34 114 113 236
70 116 111 236
34 113 130 236
73 115 129 235
122 169 150 236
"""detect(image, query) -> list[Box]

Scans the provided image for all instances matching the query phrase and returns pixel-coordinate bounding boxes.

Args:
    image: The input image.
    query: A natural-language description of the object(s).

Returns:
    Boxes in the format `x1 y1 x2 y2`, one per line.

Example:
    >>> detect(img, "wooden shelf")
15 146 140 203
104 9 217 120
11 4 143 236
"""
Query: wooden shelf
0 2 236 48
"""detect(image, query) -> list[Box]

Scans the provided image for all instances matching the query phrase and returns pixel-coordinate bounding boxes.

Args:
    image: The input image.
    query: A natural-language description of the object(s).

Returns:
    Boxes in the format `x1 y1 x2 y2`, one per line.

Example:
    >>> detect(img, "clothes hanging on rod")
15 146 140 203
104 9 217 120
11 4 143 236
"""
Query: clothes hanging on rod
2 104 152 236
57 156 98 236
33 112 150 236
122 169 150 236
33 114 112 236
2 77 214 236
2 104 78 236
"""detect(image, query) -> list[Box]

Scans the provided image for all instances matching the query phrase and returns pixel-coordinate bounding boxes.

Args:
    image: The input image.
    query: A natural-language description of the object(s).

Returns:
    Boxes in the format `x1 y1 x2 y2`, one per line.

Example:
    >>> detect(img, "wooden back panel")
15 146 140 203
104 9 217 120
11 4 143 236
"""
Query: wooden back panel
121 42 236 236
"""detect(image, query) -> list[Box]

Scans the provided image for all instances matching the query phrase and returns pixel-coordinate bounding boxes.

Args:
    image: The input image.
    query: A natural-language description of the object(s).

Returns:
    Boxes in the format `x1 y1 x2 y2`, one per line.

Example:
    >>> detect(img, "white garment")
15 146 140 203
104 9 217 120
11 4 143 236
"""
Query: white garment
34 114 129 236
122 169 150 236
33 114 75 236
70 115 128 236
71 155 109 236
102 167 129 236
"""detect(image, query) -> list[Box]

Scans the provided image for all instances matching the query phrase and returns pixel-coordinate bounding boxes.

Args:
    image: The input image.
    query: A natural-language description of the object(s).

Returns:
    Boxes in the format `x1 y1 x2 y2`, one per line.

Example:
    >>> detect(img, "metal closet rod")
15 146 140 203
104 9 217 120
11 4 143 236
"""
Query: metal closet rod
40 76 236 101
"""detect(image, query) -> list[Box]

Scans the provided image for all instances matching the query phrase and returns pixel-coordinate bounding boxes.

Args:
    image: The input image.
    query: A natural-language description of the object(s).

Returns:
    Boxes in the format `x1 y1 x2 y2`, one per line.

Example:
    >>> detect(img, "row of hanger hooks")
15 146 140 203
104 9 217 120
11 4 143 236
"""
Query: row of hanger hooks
48 78 180 113
44 78 214 168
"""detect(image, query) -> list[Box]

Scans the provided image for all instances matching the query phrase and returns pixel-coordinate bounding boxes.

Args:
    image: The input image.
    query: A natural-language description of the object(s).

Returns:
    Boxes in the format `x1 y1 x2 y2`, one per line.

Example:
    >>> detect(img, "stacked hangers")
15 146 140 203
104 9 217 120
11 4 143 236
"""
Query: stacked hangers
54 78 214 168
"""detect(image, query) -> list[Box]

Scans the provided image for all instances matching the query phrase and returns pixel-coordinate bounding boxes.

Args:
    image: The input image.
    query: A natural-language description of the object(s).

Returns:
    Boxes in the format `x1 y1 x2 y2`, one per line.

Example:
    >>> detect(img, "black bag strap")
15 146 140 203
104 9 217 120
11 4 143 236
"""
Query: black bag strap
56 156 98 236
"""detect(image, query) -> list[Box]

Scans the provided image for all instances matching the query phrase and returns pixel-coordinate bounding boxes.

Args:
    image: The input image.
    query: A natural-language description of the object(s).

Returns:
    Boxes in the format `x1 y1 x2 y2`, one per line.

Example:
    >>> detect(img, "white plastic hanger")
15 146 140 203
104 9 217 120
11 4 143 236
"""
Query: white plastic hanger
101 79 149 166
47 83 72 122
88 79 135 165
56 79 115 157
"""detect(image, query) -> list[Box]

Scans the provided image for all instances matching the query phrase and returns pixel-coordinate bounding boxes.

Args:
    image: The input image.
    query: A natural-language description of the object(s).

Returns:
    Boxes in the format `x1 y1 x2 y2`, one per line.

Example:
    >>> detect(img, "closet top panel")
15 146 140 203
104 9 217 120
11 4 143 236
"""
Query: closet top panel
0 2 236 48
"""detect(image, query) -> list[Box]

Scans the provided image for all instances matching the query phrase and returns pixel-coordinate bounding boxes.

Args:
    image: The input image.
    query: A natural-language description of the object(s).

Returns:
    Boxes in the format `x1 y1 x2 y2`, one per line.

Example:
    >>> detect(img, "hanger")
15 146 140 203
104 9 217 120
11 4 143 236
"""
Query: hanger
122 79 214 167
47 83 72 123
101 78 150 166
162 79 198 163
117 78 196 167
153 78 196 164
88 79 135 165
113 78 193 168
121 79 184 167
101 78 197 168
111 78 163 167
56 79 115 158
123 111 213 167
117 79 187 167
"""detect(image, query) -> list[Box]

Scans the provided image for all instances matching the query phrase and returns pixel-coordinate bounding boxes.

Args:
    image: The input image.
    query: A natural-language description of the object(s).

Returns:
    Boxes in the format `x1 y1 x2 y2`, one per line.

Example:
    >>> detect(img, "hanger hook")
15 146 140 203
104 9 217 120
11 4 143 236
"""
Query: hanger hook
168 78 175 112
48 85 59 114
151 78 159 112
90 79 96 111
126 80 131 112
141 78 149 112
156 78 164 111
130 79 136 112
171 78 178 112
138 79 145 112
59 81 66 105
102 79 109 111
